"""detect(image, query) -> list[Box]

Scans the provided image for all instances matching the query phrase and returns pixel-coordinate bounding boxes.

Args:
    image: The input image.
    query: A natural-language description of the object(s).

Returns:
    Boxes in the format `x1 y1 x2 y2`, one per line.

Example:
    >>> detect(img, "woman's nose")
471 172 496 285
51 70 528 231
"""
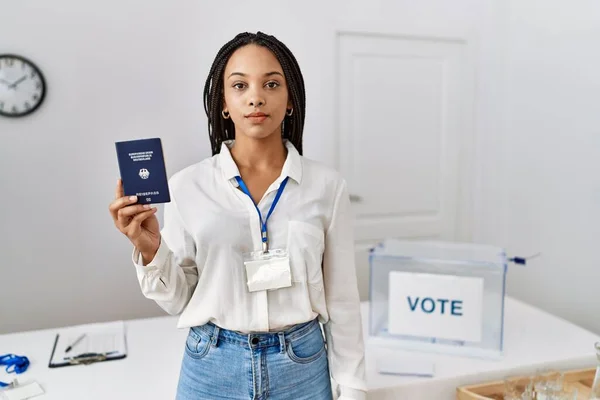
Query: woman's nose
247 88 265 107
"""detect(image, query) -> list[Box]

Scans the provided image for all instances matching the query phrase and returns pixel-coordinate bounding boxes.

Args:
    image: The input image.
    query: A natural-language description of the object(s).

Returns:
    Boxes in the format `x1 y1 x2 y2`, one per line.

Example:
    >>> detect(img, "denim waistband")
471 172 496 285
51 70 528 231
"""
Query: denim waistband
190 318 320 349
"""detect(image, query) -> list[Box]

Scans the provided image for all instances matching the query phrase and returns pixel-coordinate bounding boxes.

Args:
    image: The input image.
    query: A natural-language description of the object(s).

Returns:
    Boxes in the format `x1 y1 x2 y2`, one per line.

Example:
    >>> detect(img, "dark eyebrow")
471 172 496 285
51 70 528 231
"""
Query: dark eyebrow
227 71 284 79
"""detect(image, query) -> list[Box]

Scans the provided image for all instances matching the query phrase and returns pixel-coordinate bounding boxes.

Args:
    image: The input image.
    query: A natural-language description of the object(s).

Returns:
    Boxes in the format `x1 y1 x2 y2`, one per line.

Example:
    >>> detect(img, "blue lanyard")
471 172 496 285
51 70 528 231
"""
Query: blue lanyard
0 354 29 387
235 176 289 253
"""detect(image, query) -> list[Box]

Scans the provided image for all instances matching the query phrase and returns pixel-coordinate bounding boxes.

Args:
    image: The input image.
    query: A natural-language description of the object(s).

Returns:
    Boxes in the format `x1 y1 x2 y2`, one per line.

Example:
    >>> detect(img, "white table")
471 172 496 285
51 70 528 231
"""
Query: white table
0 298 598 399
364 298 599 399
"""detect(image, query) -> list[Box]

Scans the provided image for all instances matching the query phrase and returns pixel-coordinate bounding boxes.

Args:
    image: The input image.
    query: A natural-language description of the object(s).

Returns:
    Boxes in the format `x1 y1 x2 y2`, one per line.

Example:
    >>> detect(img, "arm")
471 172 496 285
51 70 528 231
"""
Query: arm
322 179 367 400
132 194 198 316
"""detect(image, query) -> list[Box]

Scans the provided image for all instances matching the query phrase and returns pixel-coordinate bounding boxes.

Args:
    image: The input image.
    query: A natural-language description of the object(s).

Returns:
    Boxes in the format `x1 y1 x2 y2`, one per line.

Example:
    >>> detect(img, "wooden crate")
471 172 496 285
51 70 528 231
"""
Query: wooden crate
456 368 596 400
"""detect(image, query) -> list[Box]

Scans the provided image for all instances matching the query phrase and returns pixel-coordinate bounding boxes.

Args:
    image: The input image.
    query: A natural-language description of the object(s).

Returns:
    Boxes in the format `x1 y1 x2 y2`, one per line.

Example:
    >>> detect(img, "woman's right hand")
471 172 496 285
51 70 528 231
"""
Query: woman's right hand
109 179 161 263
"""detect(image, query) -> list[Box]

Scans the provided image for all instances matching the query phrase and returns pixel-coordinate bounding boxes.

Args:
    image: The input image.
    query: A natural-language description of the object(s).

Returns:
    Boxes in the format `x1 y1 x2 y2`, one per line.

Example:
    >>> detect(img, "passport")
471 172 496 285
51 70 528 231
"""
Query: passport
115 137 171 204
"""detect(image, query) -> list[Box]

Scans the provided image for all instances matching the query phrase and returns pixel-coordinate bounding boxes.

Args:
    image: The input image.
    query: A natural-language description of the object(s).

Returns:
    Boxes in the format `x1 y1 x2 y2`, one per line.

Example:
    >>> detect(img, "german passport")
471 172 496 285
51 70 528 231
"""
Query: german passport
115 138 171 204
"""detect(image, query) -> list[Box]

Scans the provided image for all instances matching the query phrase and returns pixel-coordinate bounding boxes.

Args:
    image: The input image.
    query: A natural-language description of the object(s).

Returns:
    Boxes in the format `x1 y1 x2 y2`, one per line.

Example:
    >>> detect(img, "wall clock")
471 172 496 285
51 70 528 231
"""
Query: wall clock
0 54 46 117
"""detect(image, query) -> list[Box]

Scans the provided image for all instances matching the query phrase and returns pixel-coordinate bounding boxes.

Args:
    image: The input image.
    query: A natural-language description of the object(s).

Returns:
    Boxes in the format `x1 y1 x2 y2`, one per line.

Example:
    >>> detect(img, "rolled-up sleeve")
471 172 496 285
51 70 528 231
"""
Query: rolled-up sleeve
322 178 367 400
132 188 198 316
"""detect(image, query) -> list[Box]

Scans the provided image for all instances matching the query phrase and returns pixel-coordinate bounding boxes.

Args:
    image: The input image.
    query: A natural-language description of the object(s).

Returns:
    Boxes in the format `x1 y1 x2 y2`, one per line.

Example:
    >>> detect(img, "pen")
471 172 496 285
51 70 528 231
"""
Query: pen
65 333 86 353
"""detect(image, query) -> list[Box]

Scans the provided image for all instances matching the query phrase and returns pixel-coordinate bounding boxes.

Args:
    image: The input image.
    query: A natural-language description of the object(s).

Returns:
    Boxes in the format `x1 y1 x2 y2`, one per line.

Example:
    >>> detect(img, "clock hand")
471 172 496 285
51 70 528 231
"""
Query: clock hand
9 76 27 89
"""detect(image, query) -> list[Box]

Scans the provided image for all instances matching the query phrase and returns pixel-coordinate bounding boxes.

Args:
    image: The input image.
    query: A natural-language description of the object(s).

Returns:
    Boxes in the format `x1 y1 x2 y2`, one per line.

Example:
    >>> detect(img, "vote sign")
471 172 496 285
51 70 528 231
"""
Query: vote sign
388 271 484 343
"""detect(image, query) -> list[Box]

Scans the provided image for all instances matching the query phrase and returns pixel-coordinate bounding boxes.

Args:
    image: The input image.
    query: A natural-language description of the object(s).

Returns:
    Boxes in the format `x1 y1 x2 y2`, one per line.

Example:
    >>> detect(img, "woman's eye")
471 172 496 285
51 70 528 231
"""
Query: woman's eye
265 81 280 89
233 83 246 90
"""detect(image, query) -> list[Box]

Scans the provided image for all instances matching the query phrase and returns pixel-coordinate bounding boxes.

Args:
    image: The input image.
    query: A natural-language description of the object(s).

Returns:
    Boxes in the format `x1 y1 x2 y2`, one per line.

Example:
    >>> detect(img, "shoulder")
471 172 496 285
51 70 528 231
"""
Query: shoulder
167 155 218 193
300 156 348 194
300 156 351 230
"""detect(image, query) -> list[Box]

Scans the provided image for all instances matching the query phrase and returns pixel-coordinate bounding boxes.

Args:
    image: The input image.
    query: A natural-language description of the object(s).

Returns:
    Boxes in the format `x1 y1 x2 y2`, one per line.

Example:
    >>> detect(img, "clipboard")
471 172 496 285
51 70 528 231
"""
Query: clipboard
48 321 127 368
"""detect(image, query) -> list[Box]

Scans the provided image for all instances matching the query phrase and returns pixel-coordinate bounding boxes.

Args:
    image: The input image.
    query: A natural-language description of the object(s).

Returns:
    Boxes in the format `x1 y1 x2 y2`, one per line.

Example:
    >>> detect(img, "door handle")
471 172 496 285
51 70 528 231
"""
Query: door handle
349 194 362 203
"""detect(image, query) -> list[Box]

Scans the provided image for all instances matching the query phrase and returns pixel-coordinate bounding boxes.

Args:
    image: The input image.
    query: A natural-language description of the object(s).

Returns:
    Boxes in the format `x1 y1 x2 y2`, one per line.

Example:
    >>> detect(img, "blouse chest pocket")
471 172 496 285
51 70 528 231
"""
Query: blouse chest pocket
287 221 325 291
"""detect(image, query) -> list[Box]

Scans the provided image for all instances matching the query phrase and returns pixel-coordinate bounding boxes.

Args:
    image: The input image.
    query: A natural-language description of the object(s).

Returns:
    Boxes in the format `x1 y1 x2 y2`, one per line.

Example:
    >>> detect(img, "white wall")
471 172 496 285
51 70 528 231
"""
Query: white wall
475 0 600 334
1 0 599 336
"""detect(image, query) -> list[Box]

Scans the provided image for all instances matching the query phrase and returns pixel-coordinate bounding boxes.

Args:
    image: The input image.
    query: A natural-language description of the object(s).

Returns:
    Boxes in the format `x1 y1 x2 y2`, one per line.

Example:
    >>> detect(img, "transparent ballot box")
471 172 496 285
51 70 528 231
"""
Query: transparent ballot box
368 239 508 359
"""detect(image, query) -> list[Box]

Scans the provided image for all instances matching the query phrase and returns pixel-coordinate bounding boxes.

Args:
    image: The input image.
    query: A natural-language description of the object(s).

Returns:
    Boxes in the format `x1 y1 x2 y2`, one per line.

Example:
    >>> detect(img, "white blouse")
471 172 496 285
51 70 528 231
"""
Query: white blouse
132 140 366 399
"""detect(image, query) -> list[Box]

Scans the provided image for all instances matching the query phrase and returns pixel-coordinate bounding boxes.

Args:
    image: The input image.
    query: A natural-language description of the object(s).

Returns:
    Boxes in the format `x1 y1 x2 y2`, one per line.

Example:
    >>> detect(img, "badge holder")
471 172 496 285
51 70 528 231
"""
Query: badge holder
235 175 292 293
243 246 292 293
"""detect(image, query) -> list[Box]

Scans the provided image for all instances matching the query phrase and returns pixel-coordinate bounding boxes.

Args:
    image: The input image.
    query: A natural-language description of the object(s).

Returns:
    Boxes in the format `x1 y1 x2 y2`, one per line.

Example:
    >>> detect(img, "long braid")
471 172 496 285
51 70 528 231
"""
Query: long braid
203 32 306 156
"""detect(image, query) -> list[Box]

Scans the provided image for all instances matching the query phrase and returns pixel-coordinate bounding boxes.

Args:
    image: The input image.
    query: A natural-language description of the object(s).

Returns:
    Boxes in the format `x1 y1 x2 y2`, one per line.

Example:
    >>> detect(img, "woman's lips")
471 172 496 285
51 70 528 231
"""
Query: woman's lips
245 113 268 123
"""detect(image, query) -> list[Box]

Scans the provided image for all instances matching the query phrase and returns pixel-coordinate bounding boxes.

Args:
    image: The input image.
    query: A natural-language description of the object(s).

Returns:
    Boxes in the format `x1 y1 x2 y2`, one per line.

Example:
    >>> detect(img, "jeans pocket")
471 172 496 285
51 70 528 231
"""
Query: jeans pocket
286 328 326 364
184 328 211 360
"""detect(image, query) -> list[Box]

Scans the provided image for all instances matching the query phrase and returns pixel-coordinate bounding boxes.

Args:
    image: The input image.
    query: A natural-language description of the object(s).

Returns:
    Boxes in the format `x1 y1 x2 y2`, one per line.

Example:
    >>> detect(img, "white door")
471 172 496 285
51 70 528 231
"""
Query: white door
335 32 475 299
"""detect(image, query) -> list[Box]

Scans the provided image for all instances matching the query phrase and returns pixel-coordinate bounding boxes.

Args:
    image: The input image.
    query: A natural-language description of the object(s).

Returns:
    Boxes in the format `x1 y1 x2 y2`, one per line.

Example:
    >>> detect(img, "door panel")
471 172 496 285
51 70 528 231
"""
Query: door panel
336 32 474 300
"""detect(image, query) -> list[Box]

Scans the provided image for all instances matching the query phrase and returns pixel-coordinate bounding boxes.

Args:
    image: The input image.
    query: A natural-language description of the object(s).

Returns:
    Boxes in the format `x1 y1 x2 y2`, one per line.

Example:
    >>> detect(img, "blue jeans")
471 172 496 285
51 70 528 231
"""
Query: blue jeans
176 318 333 400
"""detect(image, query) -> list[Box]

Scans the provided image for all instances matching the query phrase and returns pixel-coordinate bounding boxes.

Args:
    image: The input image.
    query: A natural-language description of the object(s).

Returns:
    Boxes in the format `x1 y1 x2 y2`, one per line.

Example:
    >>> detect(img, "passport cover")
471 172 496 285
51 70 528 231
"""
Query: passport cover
115 138 171 204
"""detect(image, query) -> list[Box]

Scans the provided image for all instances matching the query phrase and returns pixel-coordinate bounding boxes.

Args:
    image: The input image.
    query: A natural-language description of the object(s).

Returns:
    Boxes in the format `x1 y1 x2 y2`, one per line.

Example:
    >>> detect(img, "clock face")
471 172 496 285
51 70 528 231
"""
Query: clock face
0 54 46 117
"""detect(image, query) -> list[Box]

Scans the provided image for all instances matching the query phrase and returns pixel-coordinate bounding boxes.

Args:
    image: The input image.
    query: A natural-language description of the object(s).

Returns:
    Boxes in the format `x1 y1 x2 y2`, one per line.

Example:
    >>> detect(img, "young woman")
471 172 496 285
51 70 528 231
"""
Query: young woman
109 31 366 400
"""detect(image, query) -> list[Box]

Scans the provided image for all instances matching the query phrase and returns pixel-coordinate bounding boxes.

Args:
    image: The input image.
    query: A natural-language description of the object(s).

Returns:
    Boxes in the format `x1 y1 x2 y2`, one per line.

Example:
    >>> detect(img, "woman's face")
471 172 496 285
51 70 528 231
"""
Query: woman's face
223 44 291 141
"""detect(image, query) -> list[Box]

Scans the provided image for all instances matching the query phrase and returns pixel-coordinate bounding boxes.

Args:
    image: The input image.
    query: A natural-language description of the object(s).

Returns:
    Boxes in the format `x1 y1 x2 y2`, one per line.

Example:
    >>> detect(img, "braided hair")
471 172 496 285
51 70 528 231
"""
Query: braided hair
203 31 306 156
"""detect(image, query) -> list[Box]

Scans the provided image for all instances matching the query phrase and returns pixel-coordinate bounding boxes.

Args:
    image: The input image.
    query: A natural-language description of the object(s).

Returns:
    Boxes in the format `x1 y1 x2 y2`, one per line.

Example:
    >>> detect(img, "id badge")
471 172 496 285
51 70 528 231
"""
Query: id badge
243 249 292 292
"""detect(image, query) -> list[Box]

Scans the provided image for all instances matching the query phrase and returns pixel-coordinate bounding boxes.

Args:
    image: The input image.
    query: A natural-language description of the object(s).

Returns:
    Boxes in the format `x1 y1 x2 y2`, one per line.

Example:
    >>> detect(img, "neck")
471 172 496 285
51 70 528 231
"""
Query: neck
230 134 287 171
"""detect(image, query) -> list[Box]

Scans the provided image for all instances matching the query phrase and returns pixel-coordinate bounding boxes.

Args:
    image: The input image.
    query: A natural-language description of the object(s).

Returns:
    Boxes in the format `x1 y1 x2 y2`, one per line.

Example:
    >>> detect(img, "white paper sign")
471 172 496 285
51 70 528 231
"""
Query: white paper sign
388 271 484 343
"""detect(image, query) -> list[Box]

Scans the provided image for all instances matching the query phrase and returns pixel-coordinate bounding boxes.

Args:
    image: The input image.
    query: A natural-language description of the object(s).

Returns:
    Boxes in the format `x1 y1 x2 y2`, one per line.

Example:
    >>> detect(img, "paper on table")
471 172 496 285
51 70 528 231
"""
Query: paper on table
49 320 126 366
376 351 436 377
0 381 44 400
